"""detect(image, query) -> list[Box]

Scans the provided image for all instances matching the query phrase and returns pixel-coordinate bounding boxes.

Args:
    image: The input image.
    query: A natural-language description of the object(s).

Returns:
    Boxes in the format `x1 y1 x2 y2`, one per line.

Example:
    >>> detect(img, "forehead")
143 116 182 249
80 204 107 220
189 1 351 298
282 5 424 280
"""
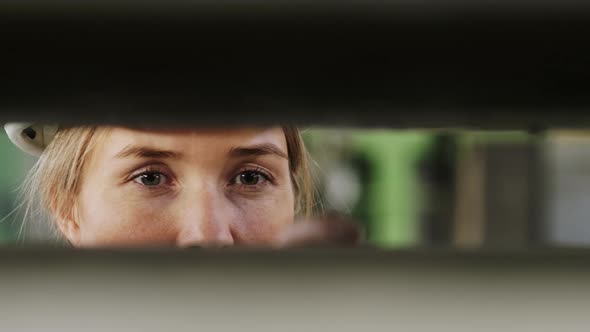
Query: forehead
96 126 288 158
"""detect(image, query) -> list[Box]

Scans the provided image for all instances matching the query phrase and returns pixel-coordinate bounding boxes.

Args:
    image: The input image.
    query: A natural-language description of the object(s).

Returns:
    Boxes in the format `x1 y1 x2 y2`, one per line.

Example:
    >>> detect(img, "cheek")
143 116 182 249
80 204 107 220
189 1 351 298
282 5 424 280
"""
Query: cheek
78 186 178 247
75 179 296 247
230 187 295 244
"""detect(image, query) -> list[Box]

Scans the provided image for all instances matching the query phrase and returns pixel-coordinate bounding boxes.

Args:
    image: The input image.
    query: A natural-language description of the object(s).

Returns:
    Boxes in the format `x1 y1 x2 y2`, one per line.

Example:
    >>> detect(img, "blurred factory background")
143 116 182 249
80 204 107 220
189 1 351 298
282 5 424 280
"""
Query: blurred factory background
0 128 589 248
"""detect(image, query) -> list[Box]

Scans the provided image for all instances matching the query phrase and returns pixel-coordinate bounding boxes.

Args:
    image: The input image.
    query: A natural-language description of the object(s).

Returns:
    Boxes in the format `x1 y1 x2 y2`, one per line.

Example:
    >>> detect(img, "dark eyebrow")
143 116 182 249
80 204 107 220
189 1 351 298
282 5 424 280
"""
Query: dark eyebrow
115 145 182 160
228 143 288 160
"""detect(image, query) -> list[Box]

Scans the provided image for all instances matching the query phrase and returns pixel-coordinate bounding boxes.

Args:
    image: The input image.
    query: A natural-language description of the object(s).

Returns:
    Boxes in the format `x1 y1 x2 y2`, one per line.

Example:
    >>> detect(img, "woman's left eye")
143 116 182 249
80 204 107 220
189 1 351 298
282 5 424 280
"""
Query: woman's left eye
233 171 269 186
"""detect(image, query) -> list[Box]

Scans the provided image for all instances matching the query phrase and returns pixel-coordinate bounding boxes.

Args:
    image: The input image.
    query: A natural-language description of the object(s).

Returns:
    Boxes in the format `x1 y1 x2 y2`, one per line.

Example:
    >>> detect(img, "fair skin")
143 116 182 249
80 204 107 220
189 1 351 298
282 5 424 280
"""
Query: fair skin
56 126 359 248
58 126 294 247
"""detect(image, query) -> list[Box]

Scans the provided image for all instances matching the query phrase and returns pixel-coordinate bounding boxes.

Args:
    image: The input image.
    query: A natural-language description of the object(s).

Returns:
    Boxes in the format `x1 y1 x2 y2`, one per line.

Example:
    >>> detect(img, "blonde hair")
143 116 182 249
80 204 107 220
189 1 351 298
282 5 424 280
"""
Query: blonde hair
22 126 316 237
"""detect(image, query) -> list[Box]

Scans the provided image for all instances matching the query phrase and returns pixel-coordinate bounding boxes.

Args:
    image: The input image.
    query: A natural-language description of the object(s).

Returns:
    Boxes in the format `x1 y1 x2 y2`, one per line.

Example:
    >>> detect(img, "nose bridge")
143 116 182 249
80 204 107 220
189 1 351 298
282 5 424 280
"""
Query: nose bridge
176 180 234 248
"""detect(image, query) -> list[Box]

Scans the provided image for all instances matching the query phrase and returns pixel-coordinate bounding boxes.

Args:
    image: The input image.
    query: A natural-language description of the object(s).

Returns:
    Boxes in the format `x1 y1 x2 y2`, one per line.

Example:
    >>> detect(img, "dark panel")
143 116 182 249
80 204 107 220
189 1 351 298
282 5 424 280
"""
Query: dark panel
1 1 590 128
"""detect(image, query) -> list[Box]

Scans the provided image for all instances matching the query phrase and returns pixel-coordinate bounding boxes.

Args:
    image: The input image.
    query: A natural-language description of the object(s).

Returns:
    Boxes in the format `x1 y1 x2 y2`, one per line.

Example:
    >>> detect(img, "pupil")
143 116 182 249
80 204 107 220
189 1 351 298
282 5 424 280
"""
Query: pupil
240 173 259 185
141 173 161 186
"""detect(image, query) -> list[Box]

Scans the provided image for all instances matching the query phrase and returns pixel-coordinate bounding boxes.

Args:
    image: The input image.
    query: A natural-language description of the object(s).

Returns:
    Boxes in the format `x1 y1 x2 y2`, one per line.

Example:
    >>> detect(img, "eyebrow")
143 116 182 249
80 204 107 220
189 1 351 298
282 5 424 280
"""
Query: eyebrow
115 146 182 160
228 143 288 160
114 143 288 160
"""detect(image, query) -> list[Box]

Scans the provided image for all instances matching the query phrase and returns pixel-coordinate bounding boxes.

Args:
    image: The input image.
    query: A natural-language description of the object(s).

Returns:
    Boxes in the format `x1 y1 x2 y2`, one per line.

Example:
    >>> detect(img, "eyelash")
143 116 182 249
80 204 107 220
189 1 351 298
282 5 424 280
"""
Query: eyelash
231 166 275 190
129 165 276 191
130 166 174 190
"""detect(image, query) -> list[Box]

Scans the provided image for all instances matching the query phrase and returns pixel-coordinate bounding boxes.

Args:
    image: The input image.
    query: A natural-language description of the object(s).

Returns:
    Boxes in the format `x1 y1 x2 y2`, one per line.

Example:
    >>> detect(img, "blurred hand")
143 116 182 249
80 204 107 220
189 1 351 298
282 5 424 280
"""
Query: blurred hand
271 212 362 248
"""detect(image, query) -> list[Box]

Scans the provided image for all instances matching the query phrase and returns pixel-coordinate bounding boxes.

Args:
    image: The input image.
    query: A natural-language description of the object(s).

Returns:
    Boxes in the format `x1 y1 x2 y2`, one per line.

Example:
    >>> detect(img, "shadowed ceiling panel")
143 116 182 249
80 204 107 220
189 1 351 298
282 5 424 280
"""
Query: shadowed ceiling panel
1 1 590 128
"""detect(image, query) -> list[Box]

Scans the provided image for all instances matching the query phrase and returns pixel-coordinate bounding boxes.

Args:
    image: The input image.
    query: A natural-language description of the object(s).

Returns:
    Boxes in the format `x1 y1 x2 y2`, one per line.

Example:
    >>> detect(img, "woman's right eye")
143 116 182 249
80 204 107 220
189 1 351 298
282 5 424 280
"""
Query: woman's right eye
133 172 167 187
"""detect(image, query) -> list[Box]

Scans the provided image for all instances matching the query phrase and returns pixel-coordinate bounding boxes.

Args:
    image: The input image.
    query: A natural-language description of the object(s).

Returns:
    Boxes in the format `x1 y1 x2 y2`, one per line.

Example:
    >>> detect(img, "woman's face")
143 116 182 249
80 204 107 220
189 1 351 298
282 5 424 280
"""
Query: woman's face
65 127 295 247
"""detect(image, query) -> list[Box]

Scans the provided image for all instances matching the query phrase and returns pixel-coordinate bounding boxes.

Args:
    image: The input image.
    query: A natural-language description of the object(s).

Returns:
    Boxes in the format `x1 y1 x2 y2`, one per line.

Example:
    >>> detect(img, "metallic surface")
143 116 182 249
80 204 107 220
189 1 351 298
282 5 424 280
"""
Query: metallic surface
0 247 589 331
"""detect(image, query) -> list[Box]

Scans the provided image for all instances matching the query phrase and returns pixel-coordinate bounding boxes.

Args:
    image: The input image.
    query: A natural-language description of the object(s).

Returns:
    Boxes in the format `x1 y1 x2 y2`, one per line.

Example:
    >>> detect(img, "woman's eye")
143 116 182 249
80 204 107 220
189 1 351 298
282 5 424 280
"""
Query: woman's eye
234 171 268 186
134 172 167 187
